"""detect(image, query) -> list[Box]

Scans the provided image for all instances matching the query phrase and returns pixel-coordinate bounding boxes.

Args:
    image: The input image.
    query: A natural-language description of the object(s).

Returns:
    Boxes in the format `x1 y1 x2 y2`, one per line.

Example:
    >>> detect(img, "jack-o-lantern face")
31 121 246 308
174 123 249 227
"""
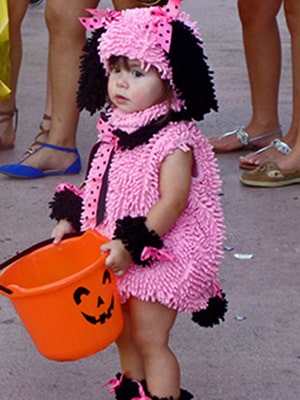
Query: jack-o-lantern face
73 268 115 325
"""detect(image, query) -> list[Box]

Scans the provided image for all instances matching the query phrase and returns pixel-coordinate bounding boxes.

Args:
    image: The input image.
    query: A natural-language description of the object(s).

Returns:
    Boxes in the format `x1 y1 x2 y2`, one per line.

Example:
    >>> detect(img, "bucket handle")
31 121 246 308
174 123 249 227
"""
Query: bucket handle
0 285 13 295
0 232 84 295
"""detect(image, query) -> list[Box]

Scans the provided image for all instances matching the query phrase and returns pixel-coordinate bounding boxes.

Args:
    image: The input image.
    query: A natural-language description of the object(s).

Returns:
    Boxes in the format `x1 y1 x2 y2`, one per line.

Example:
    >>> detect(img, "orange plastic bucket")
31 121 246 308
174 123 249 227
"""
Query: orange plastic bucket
0 230 124 361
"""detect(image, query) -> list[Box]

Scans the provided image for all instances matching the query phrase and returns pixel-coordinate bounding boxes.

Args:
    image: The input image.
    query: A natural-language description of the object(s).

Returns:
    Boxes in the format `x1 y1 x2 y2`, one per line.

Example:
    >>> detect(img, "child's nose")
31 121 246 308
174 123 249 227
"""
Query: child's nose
116 72 128 88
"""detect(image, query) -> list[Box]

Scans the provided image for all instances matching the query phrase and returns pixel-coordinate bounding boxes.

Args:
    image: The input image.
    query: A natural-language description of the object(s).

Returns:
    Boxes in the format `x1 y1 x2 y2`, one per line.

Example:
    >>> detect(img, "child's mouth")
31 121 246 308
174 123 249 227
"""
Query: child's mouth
115 94 128 104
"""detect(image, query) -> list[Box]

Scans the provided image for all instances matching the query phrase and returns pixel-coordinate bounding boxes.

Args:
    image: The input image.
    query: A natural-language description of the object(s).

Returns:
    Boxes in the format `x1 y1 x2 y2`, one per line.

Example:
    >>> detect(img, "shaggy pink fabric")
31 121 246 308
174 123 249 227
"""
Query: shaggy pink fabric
78 103 225 312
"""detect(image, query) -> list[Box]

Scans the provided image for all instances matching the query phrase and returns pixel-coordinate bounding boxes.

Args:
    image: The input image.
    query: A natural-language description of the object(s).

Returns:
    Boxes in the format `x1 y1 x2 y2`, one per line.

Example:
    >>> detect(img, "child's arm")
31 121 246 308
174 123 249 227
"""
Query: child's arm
146 148 193 236
102 148 193 276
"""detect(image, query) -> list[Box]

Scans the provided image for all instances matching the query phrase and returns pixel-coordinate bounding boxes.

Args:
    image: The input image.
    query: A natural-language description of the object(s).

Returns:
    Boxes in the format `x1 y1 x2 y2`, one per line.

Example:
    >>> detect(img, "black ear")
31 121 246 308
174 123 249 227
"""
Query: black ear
169 20 218 121
77 27 108 115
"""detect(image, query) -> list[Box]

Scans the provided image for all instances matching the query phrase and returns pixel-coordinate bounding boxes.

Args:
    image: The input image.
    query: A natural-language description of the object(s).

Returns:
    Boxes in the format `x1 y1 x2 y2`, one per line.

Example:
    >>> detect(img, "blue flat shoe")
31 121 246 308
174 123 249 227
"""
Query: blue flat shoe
0 143 81 179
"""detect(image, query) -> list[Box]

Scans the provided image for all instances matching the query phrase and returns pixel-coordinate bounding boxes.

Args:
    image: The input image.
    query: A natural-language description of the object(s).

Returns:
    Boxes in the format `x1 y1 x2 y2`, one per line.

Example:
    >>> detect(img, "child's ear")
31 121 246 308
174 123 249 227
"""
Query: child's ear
169 20 218 121
77 27 108 115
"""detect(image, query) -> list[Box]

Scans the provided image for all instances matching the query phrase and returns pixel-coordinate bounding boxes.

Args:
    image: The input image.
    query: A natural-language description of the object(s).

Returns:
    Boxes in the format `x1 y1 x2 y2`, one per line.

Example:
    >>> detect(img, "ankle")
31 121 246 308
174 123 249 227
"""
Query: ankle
245 120 281 137
282 129 298 147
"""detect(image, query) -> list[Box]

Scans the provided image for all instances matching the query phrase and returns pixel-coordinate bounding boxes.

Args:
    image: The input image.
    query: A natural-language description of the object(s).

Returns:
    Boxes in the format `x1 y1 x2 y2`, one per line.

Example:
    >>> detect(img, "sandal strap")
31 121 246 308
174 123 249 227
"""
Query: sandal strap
21 142 79 163
42 142 78 153
37 114 52 137
272 138 292 154
222 126 281 146
248 128 282 145
21 116 52 160
0 107 18 131
22 114 52 158
237 126 282 146
253 138 292 156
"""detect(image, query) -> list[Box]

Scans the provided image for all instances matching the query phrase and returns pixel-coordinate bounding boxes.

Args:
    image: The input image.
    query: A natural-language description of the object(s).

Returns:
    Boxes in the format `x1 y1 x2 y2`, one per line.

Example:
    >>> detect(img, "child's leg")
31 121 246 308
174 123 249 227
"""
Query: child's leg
116 302 145 380
129 298 180 399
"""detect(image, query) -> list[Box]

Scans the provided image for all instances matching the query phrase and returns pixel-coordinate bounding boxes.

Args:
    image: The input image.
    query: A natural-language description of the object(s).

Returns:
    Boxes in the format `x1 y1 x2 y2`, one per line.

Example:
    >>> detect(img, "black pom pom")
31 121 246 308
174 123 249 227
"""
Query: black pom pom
114 373 144 400
169 20 218 121
49 189 83 232
77 27 108 115
192 292 228 328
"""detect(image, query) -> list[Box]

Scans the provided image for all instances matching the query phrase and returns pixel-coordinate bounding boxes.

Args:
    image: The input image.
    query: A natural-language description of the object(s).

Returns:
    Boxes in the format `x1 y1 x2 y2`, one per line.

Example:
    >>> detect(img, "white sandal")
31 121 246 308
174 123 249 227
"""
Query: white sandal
211 126 282 153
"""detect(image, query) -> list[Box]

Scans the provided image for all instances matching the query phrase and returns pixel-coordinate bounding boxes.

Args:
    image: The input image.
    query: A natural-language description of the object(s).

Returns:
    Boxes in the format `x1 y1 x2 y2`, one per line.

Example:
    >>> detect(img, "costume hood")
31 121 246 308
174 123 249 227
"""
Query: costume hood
77 0 218 120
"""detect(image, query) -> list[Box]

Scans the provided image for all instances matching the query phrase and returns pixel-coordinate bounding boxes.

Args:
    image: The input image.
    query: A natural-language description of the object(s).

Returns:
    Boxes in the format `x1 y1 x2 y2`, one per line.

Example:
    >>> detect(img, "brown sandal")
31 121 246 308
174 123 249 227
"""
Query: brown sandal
0 107 18 150
21 114 51 160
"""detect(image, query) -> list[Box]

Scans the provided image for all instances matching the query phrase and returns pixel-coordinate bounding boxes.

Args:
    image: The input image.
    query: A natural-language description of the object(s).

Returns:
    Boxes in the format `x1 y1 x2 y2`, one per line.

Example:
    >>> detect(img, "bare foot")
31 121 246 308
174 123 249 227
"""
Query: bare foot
239 135 295 169
239 145 289 169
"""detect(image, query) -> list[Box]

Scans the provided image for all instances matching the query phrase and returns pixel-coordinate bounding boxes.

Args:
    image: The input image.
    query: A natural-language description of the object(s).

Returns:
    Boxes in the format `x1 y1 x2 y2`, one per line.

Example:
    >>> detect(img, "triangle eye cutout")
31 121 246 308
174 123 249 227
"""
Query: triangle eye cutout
102 268 112 284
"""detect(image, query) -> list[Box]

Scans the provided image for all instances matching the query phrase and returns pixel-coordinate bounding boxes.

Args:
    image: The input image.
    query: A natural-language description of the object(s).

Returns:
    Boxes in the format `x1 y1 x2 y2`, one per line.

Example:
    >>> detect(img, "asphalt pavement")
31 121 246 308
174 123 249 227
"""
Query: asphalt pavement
0 1 299 399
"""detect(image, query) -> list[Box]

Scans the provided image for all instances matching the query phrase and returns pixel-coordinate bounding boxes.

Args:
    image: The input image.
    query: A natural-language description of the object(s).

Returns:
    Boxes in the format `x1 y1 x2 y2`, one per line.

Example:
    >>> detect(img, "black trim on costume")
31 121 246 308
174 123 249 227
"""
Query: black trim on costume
113 216 163 266
49 189 83 232
112 111 181 150
191 291 228 328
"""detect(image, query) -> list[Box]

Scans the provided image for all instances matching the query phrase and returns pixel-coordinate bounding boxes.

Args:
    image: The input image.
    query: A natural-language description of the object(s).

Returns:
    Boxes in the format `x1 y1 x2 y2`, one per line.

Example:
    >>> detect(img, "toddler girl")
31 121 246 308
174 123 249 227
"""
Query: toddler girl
50 1 227 399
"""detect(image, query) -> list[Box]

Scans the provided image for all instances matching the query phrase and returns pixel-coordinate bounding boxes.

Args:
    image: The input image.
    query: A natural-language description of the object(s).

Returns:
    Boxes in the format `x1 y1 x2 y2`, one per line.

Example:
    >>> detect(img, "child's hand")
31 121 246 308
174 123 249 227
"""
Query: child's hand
101 240 131 277
51 219 74 244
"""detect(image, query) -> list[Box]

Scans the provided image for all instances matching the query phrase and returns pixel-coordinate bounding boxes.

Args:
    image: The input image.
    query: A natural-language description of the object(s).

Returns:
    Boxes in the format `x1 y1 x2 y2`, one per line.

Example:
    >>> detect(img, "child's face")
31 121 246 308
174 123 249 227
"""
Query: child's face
108 57 167 113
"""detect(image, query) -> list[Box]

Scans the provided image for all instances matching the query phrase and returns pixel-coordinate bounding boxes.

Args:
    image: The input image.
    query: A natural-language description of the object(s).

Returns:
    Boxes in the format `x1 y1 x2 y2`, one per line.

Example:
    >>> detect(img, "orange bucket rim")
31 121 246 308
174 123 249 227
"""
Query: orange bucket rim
4 254 108 299
0 231 109 299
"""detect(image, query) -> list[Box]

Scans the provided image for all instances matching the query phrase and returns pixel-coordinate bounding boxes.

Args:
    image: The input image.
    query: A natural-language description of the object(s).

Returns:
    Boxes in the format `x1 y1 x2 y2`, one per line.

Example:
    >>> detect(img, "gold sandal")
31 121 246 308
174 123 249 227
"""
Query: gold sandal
20 114 51 160
0 107 18 150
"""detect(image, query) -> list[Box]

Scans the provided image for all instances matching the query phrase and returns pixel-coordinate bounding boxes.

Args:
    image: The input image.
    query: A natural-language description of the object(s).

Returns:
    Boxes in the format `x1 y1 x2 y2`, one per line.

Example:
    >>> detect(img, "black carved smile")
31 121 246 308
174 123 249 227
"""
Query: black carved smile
81 297 115 325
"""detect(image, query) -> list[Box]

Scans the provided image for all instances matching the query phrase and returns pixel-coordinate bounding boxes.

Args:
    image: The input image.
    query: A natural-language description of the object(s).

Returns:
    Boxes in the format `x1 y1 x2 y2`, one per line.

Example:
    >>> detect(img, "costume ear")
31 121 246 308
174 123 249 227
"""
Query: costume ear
77 27 108 115
169 20 218 121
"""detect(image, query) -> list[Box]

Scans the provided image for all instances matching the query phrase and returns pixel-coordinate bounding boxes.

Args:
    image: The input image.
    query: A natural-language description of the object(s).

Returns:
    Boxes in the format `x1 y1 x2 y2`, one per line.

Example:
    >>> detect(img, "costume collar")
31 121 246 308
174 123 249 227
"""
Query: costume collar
106 101 171 134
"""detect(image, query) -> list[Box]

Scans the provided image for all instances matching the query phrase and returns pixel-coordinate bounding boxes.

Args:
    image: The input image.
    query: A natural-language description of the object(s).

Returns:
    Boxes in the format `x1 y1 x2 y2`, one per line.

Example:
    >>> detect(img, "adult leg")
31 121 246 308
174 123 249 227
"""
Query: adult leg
19 0 98 173
240 0 300 168
270 0 300 171
0 0 28 148
129 298 181 399
210 0 283 152
20 0 157 172
281 0 300 146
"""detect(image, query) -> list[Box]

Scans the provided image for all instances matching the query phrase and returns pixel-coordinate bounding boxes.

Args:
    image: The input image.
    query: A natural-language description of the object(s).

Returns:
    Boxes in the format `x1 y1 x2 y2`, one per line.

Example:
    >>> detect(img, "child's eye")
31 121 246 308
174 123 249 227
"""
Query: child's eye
132 69 144 78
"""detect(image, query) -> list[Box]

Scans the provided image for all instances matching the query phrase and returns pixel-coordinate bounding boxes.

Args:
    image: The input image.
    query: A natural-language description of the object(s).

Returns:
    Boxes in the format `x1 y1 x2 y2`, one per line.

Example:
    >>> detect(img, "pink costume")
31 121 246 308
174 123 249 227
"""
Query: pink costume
50 0 227 323
56 101 224 313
